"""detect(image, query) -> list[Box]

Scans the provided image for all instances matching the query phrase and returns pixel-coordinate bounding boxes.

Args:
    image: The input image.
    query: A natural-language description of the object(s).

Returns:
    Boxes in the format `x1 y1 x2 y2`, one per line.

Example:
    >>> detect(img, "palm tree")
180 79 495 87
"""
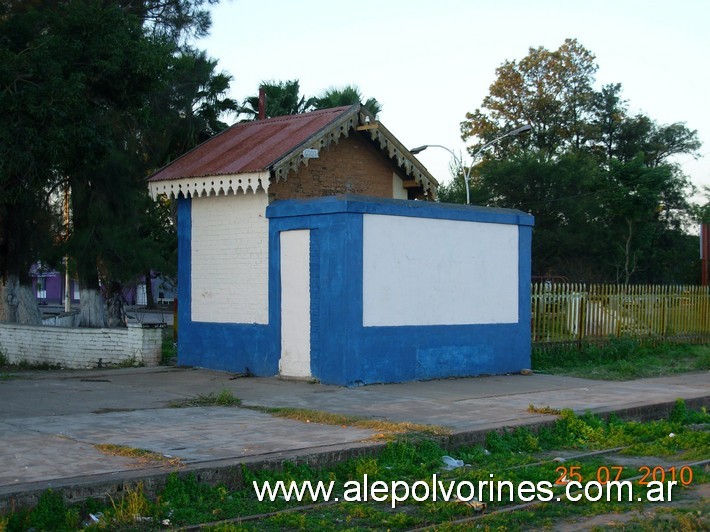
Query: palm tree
239 80 314 120
312 85 382 116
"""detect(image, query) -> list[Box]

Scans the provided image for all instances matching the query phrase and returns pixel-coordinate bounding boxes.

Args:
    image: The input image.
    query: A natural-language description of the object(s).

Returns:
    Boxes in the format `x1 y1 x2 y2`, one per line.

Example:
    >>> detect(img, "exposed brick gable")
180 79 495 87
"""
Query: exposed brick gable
268 133 419 202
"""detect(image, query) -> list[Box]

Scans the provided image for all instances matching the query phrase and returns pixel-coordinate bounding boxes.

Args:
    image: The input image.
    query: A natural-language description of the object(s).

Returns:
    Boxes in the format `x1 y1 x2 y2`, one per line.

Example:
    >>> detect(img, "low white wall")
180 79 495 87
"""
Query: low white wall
42 311 81 327
0 323 163 369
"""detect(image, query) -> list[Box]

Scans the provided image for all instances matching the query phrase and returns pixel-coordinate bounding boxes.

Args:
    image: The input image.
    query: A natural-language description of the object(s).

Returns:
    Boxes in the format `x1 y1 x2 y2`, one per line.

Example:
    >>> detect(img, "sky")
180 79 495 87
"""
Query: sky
197 0 710 203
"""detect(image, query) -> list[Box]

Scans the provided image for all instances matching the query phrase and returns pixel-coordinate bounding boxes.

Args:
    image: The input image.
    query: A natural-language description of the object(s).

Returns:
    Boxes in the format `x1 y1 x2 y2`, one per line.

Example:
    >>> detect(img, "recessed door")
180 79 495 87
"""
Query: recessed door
279 230 311 378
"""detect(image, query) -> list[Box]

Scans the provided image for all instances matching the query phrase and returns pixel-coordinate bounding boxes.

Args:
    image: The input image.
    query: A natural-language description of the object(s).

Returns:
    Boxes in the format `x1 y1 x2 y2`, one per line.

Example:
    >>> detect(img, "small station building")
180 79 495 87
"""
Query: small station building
148 104 533 385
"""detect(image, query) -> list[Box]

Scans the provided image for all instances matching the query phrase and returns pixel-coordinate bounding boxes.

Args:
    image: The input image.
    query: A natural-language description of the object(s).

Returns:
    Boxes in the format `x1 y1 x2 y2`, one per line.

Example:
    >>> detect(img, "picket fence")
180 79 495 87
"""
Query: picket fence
531 283 710 346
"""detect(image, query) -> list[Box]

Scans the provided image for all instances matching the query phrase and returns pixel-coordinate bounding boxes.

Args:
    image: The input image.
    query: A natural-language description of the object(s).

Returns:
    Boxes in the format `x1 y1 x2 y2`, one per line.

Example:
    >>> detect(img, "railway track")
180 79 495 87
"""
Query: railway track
176 442 709 531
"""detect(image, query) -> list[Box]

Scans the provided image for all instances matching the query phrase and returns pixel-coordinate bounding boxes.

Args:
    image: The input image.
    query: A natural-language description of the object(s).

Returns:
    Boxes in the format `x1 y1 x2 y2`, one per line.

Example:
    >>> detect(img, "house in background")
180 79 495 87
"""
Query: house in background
30 263 80 306
29 264 175 307
149 104 533 385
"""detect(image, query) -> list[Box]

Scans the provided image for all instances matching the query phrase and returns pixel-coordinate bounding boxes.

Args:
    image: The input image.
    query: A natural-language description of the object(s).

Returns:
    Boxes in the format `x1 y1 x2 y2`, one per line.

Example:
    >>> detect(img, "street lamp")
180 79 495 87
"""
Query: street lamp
411 124 532 205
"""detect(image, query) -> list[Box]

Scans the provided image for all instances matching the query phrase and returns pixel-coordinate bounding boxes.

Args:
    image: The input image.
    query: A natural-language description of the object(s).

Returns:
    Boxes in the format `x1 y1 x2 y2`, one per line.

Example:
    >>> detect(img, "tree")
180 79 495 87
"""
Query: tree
461 38 598 161
239 81 384 121
60 4 235 326
0 0 77 324
459 39 702 283
311 85 382 116
118 0 218 41
136 47 236 309
0 0 233 326
147 47 237 165
239 80 313 120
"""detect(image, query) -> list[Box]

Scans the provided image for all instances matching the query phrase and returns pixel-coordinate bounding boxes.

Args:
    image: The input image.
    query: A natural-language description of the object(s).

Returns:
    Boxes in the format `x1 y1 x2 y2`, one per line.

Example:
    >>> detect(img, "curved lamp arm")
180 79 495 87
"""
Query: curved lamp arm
410 124 532 205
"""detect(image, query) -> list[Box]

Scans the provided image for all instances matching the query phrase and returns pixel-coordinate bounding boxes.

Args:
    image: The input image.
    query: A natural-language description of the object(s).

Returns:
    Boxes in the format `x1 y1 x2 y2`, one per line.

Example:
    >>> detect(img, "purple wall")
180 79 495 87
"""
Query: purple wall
30 267 175 306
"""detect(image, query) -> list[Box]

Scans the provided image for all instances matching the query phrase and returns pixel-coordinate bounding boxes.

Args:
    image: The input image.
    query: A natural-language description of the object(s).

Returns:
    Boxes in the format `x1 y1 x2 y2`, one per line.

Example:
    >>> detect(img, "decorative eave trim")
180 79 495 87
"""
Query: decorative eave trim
271 105 360 183
148 172 270 199
365 118 439 197
269 105 439 198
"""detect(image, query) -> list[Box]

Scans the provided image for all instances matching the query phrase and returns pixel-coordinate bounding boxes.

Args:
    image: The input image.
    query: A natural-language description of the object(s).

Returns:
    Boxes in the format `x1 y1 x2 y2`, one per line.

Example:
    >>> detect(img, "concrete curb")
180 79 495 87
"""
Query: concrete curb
2 395 707 512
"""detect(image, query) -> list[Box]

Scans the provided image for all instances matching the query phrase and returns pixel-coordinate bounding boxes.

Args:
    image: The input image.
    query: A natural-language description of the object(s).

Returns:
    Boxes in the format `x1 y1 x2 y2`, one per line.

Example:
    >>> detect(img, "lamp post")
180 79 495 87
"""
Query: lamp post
411 124 532 205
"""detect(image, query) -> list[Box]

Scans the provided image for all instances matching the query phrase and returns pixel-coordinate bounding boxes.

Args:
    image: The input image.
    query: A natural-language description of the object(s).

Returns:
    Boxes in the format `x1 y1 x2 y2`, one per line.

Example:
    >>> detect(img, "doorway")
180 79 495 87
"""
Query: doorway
279 230 311 378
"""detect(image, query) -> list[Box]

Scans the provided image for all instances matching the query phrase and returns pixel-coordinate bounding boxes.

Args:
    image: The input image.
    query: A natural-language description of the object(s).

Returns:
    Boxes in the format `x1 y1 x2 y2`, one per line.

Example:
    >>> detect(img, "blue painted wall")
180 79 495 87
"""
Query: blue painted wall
176 196 278 374
178 194 533 386
267 195 534 386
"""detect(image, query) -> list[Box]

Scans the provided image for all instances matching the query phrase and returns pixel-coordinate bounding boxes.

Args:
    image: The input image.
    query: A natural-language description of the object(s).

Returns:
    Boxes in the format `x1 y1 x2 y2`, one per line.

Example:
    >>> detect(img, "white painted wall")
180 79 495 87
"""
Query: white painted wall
279 230 311 378
191 192 269 324
392 173 408 200
0 323 162 368
362 214 519 326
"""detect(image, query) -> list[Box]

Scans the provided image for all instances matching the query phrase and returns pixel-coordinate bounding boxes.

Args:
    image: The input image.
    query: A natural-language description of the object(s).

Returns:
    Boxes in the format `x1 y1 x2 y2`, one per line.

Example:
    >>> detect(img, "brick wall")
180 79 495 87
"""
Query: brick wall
0 323 163 369
269 134 412 201
191 191 269 324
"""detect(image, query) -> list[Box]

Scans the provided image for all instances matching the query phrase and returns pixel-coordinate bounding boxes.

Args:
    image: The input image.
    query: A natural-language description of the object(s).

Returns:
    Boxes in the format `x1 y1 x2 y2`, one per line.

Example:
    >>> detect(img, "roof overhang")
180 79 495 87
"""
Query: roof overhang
148 171 269 199
146 105 439 200
271 106 439 197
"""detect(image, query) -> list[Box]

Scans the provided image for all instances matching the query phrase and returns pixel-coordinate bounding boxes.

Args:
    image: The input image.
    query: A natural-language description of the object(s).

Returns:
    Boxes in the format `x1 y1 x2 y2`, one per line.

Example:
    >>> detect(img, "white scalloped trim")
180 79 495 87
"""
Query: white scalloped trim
148 172 270 199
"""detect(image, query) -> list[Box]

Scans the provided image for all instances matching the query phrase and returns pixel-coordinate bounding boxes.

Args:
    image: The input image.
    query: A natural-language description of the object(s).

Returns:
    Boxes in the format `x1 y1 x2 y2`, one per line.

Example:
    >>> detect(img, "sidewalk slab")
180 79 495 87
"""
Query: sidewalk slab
1 367 708 511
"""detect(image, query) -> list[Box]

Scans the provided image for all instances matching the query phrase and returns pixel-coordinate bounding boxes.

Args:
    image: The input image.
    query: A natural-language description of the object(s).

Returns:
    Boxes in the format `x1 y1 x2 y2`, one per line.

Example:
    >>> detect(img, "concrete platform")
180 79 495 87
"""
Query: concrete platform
0 367 708 510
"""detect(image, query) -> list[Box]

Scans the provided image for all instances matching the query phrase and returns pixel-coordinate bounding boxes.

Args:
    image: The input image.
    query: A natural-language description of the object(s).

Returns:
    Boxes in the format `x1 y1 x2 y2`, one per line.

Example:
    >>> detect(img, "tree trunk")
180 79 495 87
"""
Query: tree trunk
106 281 127 328
78 288 108 327
0 274 42 325
144 270 156 309
623 218 637 285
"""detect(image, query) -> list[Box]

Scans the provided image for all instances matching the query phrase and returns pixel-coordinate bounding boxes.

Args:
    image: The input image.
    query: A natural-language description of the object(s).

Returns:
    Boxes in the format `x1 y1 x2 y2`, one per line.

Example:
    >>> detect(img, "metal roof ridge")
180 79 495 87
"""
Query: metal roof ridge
147 106 355 182
270 104 362 181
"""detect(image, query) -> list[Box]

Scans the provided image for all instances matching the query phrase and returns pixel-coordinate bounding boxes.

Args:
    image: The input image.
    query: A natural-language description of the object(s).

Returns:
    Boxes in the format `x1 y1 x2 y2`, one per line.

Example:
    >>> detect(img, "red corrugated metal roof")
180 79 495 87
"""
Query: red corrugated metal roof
149 106 354 182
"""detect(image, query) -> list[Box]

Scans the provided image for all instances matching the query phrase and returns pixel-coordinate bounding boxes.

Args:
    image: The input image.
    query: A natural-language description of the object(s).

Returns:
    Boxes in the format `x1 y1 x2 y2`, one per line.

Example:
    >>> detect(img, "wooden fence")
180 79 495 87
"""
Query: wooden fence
531 284 710 346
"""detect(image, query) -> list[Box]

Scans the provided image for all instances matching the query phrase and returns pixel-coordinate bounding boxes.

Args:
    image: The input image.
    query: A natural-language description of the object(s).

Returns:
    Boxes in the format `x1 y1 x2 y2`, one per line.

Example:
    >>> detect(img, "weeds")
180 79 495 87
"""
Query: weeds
105 482 152 526
15 359 62 370
94 443 182 467
620 503 710 530
250 406 450 439
2 489 79 531
114 355 143 368
527 403 561 415
169 389 242 407
161 327 177 366
3 402 708 531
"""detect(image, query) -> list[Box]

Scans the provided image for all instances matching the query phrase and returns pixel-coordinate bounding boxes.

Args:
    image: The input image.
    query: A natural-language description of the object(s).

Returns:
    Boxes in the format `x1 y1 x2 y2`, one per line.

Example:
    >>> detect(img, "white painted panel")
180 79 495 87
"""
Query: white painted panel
191 192 269 323
279 230 311 378
363 214 518 326
392 173 408 200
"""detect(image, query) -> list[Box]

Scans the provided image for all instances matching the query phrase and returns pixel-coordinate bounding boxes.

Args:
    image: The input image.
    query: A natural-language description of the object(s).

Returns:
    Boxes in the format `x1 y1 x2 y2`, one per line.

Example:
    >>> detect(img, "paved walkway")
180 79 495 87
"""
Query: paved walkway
0 367 708 509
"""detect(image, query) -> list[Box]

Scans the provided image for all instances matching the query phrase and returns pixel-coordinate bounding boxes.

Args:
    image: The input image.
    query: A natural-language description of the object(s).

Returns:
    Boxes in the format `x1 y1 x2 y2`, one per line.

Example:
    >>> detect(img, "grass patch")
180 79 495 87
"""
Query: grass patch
105 482 153 527
169 394 448 438
533 338 710 380
169 388 242 408
249 406 451 439
611 500 710 530
161 327 177 366
3 403 708 530
15 359 63 370
2 489 81 531
94 443 182 467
